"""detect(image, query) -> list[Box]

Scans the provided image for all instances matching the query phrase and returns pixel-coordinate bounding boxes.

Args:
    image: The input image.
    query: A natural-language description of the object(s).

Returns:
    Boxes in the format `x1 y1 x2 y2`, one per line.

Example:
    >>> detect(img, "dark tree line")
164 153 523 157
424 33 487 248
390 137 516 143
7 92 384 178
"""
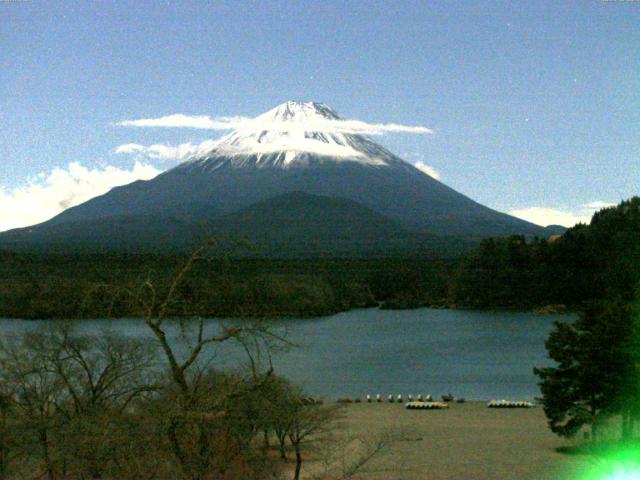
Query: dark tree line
0 254 453 320
453 197 640 309
532 198 640 442
2 199 638 320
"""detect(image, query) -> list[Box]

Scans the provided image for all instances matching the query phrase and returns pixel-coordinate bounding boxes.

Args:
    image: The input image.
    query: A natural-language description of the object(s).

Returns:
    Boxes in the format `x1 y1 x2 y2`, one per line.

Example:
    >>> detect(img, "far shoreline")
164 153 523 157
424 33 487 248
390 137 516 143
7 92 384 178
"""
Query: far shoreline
0 303 577 322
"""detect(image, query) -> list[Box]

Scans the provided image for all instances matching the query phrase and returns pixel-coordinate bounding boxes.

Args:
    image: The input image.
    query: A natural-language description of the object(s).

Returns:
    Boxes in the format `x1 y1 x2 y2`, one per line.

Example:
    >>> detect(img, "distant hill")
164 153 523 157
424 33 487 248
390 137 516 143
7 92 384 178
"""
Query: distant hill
542 224 567 236
209 191 423 256
210 191 479 256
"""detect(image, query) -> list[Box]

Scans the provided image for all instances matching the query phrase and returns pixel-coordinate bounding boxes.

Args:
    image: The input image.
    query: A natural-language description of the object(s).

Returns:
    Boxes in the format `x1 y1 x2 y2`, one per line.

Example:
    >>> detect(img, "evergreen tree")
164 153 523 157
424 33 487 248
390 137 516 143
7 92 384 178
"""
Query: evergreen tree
534 299 637 440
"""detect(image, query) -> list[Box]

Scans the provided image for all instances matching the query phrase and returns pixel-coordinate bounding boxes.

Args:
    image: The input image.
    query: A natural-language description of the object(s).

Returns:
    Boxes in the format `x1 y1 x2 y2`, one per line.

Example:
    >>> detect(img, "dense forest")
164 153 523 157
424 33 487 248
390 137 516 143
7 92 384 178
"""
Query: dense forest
0 253 453 319
0 197 637 320
453 197 640 308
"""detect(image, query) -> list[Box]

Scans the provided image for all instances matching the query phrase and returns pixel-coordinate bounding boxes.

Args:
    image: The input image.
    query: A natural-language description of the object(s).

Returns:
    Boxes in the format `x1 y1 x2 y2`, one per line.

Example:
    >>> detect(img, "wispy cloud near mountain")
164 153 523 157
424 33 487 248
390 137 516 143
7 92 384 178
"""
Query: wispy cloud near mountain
413 161 441 180
117 114 244 130
0 162 161 232
114 141 217 162
114 103 434 163
116 114 433 136
509 201 616 227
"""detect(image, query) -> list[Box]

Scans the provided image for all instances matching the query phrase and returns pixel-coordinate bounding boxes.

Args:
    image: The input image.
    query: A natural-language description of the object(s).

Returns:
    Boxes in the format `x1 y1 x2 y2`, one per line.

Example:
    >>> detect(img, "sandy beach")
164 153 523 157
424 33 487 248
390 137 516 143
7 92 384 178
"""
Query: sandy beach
303 401 591 480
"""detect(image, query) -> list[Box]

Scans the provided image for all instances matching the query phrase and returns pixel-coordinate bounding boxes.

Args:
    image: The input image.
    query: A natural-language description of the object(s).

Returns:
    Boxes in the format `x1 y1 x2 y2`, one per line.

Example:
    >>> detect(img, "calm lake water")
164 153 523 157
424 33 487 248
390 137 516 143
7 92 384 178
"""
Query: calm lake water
0 308 574 401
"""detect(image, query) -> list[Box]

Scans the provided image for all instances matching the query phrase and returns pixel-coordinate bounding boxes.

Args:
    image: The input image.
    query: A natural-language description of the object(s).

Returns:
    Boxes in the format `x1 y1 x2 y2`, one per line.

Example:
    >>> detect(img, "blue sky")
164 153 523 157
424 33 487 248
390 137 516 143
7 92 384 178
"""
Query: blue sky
1 0 639 230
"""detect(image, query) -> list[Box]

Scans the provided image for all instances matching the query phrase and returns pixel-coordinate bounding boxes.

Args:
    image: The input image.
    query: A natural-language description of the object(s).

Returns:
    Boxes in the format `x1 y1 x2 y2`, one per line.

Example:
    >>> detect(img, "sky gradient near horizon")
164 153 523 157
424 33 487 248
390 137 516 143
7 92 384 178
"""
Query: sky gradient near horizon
1 0 639 231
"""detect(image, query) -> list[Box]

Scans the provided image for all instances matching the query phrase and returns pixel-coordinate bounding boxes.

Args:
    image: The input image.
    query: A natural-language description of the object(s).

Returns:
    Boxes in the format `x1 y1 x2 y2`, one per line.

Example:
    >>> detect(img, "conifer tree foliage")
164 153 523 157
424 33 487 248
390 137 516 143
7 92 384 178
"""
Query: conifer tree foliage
453 197 640 309
534 299 639 440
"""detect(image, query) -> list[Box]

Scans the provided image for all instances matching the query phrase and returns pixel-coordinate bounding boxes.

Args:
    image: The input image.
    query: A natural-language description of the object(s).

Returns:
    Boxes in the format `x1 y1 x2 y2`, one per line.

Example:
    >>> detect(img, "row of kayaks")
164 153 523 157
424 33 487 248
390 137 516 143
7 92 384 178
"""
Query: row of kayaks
367 394 434 403
405 401 449 409
404 400 535 410
487 400 534 408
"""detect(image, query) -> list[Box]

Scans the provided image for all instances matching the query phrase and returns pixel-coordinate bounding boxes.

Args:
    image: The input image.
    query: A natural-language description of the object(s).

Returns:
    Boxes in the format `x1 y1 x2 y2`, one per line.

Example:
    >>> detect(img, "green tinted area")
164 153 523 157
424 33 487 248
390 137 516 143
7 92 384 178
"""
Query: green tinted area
576 442 640 480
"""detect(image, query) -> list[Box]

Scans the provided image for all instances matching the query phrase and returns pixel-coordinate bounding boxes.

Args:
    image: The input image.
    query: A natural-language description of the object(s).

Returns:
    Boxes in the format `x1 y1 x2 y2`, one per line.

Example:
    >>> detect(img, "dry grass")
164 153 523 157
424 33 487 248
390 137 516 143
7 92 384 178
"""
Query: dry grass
303 401 592 480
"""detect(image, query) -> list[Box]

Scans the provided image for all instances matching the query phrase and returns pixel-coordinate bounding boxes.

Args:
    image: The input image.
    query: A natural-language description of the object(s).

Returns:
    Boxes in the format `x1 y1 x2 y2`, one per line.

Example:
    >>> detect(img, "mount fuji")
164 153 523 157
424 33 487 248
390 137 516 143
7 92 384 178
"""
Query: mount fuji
0 101 556 255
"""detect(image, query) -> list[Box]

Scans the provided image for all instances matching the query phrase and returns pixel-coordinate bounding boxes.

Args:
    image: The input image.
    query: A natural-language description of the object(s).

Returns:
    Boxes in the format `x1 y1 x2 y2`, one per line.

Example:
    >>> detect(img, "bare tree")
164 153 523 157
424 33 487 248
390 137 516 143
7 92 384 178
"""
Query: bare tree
0 390 18 480
233 374 299 462
0 325 161 480
312 432 397 480
0 331 65 479
0 244 293 480
123 246 288 480
42 324 159 416
286 396 340 480
46 325 159 479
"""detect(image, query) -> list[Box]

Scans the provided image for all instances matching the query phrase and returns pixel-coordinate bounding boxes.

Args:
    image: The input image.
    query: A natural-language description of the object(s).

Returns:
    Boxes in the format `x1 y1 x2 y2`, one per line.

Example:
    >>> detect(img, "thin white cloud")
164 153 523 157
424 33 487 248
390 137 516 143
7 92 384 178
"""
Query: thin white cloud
582 200 615 210
114 143 146 155
0 162 162 232
114 141 217 162
413 161 441 180
114 104 434 167
509 208 590 228
117 114 245 130
116 114 433 136
509 201 616 228
116 137 369 163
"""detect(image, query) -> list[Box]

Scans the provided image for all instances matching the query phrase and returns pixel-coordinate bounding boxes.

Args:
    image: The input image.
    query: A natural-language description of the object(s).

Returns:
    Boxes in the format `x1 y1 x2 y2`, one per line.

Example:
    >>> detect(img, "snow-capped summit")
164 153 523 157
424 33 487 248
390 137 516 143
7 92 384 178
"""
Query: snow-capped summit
256 101 340 122
185 101 403 169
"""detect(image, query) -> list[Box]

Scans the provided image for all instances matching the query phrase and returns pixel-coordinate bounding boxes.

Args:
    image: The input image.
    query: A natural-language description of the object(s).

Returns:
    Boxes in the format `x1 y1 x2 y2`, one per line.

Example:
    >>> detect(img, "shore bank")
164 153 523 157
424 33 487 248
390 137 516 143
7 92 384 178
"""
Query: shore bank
304 401 589 480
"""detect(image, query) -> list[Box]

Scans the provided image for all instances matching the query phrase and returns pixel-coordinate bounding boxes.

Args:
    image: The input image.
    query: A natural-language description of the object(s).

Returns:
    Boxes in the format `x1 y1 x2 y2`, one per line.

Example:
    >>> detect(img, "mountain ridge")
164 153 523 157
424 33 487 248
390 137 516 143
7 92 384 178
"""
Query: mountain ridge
0 101 554 255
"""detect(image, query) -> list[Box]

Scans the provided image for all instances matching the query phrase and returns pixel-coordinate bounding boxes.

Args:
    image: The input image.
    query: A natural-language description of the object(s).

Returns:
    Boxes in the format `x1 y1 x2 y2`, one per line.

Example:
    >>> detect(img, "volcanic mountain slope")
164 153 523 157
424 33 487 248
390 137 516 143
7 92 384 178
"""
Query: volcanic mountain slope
0 192 432 256
0 101 551 254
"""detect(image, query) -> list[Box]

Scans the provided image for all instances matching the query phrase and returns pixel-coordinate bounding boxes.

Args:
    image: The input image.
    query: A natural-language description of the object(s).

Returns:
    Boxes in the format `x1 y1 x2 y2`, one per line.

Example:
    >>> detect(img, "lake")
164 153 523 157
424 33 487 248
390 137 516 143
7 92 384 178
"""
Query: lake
0 308 573 401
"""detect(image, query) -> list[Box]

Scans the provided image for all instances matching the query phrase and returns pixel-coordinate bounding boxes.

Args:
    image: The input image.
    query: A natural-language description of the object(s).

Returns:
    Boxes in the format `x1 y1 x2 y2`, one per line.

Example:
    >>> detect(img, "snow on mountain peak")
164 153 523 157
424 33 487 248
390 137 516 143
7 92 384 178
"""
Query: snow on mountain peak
193 101 400 168
258 101 340 122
